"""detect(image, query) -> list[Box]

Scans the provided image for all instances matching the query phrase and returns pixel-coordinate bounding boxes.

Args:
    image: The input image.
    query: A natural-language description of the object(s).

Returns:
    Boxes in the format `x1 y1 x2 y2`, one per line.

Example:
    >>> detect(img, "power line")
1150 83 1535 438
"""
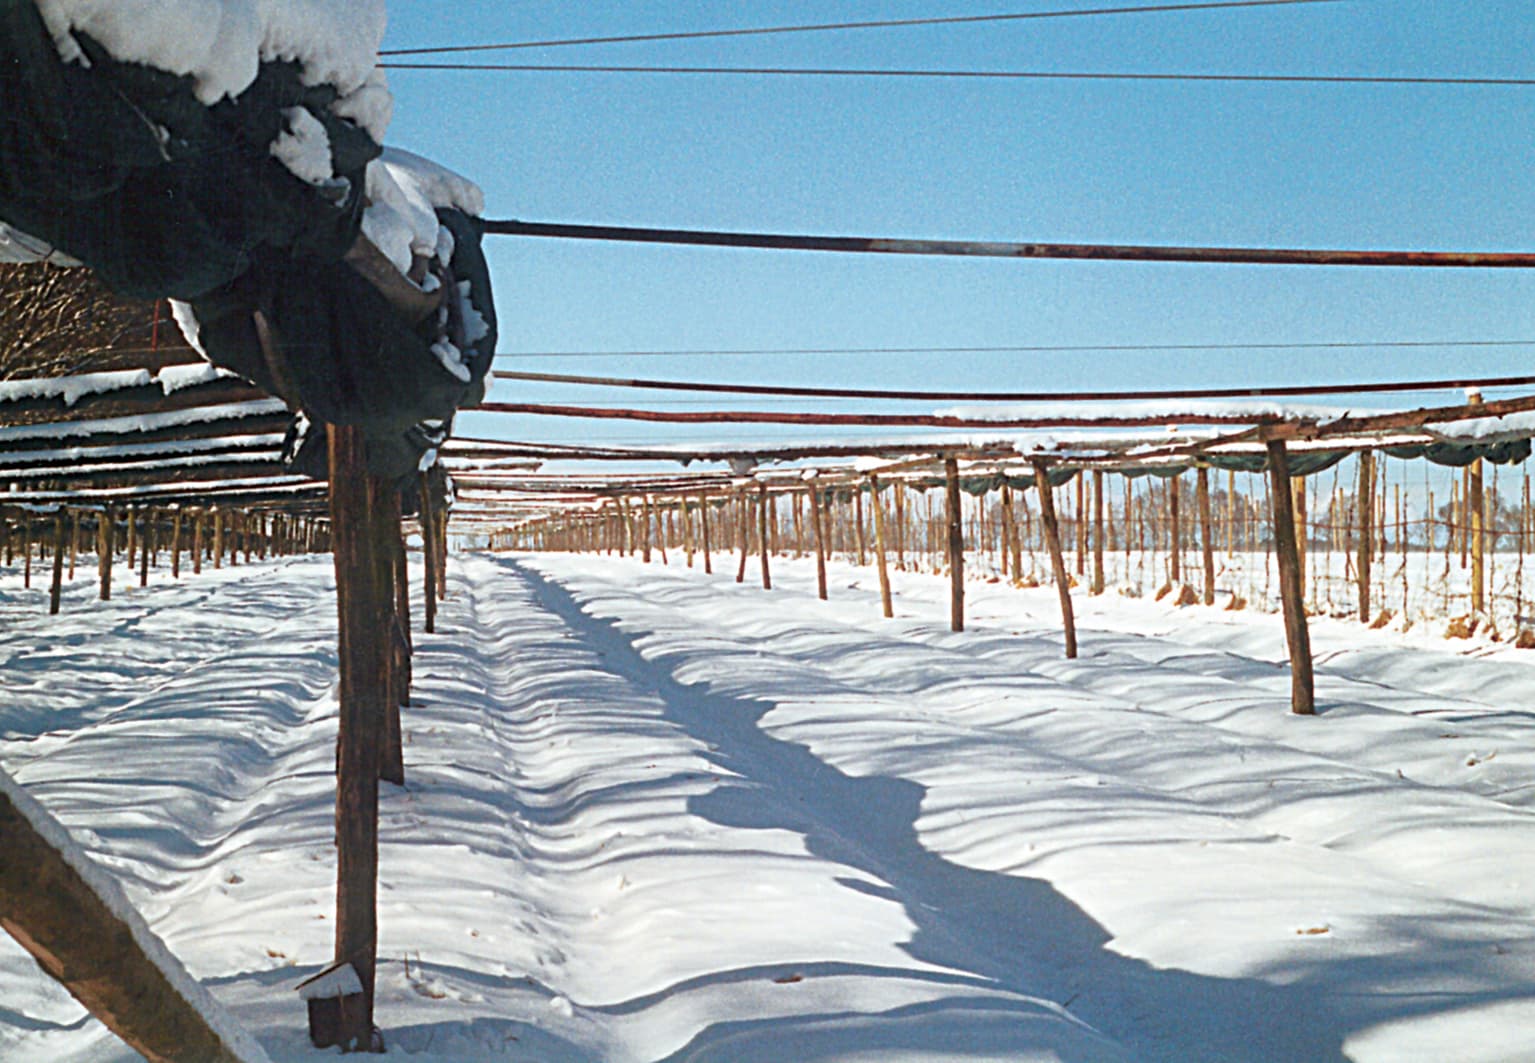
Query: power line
384 62 1533 88
493 339 1535 359
380 1 1344 57
483 219 1535 267
491 368 1535 403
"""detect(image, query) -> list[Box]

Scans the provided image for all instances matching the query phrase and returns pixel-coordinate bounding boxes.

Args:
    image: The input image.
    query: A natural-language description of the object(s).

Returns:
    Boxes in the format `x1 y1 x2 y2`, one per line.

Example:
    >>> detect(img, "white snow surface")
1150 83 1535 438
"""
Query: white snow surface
33 0 387 109
5 552 1535 1060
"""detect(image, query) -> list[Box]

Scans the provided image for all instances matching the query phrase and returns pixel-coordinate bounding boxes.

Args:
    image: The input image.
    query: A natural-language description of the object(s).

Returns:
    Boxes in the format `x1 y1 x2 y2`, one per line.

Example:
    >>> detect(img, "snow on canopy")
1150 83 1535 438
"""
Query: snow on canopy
0 0 496 479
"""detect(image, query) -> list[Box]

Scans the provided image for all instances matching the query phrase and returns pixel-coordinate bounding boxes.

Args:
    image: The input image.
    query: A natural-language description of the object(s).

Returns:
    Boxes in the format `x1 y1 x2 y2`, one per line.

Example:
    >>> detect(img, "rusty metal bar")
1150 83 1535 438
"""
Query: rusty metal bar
483 220 1535 268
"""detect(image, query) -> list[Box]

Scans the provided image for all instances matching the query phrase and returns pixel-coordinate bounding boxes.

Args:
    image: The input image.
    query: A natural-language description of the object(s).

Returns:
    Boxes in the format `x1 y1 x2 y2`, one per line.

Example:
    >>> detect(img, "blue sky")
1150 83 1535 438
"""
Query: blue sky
377 1 1535 452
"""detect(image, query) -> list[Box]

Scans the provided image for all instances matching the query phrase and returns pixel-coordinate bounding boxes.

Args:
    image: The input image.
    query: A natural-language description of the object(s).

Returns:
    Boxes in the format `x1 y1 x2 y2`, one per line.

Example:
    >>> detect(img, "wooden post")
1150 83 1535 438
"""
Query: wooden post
1357 451 1375 623
699 493 713 574
945 458 965 632
735 490 750 583
1293 476 1307 597
420 478 438 635
1091 469 1106 595
854 487 867 567
681 495 694 568
641 496 653 564
1168 474 1183 584
22 516 32 589
326 425 386 1051
758 485 772 590
1074 471 1087 577
212 509 224 569
68 508 79 581
381 494 407 787
1 775 253 1063
1197 466 1215 605
1266 440 1315 716
1033 464 1077 659
139 513 151 588
192 511 205 576
49 513 65 616
999 484 1013 581
809 484 828 600
1467 400 1486 614
170 510 183 579
869 476 894 618
98 510 114 602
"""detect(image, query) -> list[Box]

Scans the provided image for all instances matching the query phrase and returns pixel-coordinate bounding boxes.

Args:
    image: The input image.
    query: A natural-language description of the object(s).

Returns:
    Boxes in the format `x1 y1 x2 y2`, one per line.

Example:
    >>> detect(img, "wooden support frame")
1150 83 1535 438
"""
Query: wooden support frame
1197 467 1215 605
1034 463 1078 659
945 457 965 632
757 484 772 590
326 425 387 1051
98 509 114 602
1 774 252 1063
1266 439 1316 716
868 476 894 618
698 492 713 574
1091 469 1105 595
420 477 439 635
49 513 65 616
809 484 828 600
735 489 749 584
1357 451 1376 622
1168 474 1183 584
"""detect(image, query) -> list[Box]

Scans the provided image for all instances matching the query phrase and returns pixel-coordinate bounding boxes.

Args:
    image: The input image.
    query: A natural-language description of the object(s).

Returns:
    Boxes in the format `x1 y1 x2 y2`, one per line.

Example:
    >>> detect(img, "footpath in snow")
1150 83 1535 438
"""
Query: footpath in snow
3 551 1535 1061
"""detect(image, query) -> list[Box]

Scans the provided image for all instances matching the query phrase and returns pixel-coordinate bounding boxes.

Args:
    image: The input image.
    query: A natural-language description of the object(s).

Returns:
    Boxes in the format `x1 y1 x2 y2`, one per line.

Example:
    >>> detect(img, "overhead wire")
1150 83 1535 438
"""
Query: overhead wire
379 1 1346 56
492 339 1535 360
383 63 1532 88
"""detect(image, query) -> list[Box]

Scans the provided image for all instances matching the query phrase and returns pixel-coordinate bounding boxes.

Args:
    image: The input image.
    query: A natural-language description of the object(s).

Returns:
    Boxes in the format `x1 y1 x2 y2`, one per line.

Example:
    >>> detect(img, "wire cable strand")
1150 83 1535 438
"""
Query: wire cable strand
493 339 1535 359
384 63 1533 88
380 1 1346 57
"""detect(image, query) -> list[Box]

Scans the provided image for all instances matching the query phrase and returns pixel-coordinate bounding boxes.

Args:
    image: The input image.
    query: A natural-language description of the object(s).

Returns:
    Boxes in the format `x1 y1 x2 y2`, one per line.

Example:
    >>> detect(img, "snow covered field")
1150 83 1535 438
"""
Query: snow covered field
4 550 1535 1061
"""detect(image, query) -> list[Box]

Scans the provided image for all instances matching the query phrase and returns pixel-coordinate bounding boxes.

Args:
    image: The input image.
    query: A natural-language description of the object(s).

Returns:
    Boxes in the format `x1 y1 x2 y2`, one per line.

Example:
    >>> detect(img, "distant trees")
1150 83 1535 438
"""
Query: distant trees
0 263 157 379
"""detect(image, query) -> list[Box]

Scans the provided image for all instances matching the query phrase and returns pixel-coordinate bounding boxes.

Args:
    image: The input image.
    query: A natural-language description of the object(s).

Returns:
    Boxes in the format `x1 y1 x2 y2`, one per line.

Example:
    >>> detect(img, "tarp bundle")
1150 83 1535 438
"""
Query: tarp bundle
0 0 496 478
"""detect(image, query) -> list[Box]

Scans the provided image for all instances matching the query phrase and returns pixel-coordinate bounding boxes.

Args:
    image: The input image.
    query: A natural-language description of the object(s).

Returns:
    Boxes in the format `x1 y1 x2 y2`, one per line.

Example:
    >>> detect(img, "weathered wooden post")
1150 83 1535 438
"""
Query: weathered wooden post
699 493 713 574
170 509 183 579
1033 463 1078 659
1197 466 1215 605
139 513 152 588
381 494 407 788
98 509 114 602
1168 474 1183 584
420 476 439 635
809 482 828 600
67 508 79 581
854 487 867 567
1074 471 1087 578
735 489 750 583
1357 451 1375 623
192 511 205 576
22 515 32 589
49 513 65 616
641 495 654 564
1092 469 1106 595
758 484 772 590
326 425 387 1051
945 458 965 632
869 476 894 618
1292 476 1307 597
1266 439 1315 716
